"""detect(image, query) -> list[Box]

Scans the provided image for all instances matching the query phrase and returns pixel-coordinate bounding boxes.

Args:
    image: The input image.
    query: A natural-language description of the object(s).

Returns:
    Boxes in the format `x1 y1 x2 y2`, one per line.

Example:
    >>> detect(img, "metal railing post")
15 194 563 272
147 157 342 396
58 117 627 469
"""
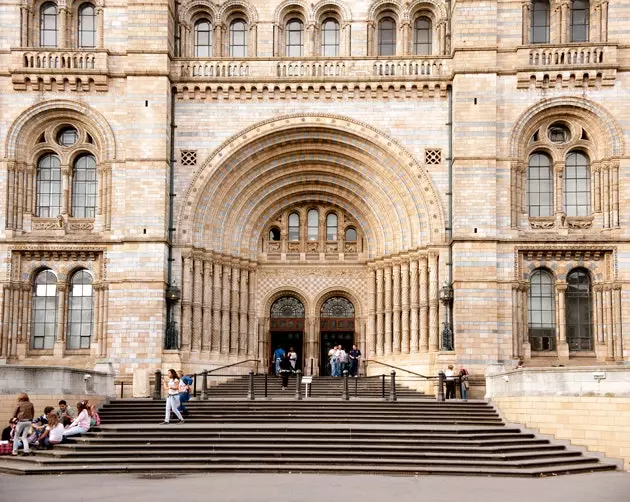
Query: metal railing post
295 370 303 400
120 381 124 398
354 376 358 397
388 370 397 402
153 370 162 400
381 374 386 401
342 370 349 400
192 374 198 397
200 370 208 400
247 370 255 400
438 371 445 402
264 372 268 398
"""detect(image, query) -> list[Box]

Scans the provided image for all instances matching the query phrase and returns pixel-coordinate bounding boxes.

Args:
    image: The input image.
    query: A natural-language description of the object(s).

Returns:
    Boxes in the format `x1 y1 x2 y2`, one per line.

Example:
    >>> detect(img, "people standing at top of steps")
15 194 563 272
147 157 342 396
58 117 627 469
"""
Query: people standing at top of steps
444 365 456 399
55 400 76 426
273 345 286 376
63 401 92 437
338 347 349 375
279 354 293 391
11 393 35 456
349 345 361 377
161 369 185 425
288 347 298 371
177 370 192 416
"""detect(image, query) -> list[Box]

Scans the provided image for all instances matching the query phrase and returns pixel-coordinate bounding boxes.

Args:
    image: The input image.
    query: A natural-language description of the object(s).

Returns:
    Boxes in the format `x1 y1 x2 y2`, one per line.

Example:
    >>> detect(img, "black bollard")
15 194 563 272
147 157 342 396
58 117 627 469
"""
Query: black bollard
153 370 162 400
247 370 255 401
438 371 445 402
388 370 397 402
201 369 208 400
295 370 303 400
342 370 349 401
381 374 386 401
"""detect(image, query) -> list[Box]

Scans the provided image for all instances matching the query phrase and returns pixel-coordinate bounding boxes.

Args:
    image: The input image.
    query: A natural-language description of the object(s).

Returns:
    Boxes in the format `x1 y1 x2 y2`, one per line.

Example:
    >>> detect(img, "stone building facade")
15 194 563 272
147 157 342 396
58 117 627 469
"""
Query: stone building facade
0 0 628 380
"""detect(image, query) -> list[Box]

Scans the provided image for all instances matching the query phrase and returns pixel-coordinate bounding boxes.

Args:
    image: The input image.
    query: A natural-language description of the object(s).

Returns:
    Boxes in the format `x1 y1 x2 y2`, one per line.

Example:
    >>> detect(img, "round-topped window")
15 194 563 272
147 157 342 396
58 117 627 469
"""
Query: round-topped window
547 123 570 144
57 127 78 147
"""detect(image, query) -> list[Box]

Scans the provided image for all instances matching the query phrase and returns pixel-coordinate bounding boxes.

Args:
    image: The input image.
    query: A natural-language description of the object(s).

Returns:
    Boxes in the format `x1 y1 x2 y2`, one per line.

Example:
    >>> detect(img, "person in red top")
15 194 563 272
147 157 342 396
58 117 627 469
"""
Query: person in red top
12 393 35 456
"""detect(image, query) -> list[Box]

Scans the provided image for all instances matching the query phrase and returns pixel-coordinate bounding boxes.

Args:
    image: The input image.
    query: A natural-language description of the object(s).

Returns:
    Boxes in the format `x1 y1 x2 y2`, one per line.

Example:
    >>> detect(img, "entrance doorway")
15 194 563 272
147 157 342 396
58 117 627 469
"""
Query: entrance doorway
269 296 305 373
319 297 355 376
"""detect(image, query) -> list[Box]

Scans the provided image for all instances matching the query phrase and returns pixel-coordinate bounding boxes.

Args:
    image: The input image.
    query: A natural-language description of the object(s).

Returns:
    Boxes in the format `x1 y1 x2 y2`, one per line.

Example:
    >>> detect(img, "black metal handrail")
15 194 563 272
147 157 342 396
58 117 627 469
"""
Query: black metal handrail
365 359 435 379
188 358 259 378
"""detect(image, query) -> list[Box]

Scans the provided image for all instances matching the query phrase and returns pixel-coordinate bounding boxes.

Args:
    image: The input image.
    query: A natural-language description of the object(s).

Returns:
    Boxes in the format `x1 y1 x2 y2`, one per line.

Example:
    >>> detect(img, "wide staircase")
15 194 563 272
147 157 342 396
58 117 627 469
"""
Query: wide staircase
0 398 617 476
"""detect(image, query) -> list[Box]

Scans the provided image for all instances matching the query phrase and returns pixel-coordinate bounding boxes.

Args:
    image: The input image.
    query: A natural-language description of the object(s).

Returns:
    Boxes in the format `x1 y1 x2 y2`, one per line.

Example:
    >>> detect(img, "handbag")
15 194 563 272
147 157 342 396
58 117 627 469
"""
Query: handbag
0 442 12 455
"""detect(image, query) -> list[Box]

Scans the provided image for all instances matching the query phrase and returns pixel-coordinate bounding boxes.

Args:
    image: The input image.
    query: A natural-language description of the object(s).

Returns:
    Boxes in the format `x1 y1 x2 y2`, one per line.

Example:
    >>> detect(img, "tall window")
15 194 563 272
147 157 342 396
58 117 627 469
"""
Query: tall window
321 18 340 57
528 269 555 351
378 17 396 56
566 269 593 351
229 19 248 57
67 270 94 349
326 213 338 240
414 17 432 55
286 19 304 57
72 154 97 218
571 0 589 42
564 151 590 217
288 212 300 241
307 209 319 241
36 154 62 218
345 227 357 241
527 153 553 217
531 0 550 44
194 19 212 57
31 270 58 350
78 4 96 48
40 3 58 47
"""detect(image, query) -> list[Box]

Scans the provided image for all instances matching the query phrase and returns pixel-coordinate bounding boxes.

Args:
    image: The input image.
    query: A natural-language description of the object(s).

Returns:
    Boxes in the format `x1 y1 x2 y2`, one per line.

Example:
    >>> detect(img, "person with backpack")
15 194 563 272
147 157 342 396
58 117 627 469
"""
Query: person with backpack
459 367 470 400
177 370 192 416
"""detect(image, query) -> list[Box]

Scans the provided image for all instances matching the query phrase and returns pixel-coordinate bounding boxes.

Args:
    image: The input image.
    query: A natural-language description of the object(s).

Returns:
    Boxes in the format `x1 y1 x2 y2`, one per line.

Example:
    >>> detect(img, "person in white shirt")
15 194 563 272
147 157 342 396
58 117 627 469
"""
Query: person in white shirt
288 347 298 370
160 369 185 425
327 347 336 376
40 413 64 448
338 347 349 375
444 364 456 399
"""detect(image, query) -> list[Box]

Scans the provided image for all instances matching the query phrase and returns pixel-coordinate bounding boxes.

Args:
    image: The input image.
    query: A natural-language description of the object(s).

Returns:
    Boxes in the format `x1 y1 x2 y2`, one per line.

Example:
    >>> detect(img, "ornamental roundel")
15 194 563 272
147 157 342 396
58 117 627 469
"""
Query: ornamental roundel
270 296 305 318
320 297 355 318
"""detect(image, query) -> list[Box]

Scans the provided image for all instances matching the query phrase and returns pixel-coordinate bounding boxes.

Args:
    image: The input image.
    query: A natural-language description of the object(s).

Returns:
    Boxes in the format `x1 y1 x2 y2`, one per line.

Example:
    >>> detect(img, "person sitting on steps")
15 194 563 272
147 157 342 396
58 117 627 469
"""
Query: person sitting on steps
63 401 92 438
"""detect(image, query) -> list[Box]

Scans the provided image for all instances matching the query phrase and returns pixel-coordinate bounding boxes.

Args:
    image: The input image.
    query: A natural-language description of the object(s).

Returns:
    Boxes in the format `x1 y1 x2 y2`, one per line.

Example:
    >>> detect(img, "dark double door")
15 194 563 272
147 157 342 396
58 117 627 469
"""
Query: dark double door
270 317 304 372
320 317 354 376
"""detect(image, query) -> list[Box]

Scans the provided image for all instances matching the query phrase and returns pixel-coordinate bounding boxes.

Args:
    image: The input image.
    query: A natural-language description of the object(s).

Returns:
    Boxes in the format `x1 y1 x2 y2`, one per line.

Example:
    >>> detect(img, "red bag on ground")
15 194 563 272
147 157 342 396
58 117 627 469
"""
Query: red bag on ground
0 443 12 455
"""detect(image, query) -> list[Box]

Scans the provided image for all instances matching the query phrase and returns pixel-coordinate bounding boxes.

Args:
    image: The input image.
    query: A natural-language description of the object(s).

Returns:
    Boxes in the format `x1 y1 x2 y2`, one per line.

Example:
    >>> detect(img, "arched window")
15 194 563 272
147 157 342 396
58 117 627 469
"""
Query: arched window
345 227 357 241
566 269 593 351
378 17 396 56
414 17 432 55
31 270 58 349
36 154 62 218
531 0 550 44
326 213 338 240
78 4 96 48
57 126 78 147
67 270 94 349
229 19 248 57
286 19 304 57
321 18 340 57
307 209 319 241
194 19 212 57
564 151 590 217
72 154 97 218
269 227 280 241
528 269 555 351
40 3 58 47
527 153 553 217
288 212 300 241
571 0 589 42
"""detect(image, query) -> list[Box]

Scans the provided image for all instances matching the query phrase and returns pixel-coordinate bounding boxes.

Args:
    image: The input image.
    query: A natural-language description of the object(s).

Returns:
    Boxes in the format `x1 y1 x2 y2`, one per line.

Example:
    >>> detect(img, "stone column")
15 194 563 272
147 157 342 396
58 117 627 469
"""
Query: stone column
247 268 257 357
20 7 29 46
212 262 222 353
56 284 67 346
342 23 351 57
10 286 20 357
428 252 439 352
560 1 569 43
554 161 565 226
191 257 203 352
366 267 376 357
521 285 530 358
603 163 610 228
230 266 240 354
6 164 15 229
180 254 193 351
400 21 410 55
202 260 212 352
100 286 109 357
601 0 608 42
367 21 375 56
376 266 384 356
522 1 531 46
604 286 613 360
556 283 568 359
595 285 604 343
21 284 31 346
392 261 401 354
419 256 429 352
249 24 258 57
512 285 520 358
306 23 316 57
592 163 602 213
612 161 620 227
401 261 410 354
92 284 101 353
239 268 249 356
409 259 419 353
221 264 231 354
384 264 393 355
0 285 11 358
96 7 104 48
613 285 623 360
58 8 68 48
61 166 71 216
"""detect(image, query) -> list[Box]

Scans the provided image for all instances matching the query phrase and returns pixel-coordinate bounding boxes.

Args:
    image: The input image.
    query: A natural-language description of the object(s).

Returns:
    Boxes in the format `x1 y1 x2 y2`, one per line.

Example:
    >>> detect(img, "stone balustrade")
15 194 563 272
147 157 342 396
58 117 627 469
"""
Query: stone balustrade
520 43 617 68
13 48 108 71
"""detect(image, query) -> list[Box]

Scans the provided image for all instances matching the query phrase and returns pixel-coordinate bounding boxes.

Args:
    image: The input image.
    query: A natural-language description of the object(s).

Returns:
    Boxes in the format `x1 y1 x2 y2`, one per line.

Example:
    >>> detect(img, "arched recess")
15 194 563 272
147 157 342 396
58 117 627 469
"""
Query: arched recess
177 113 445 260
217 0 259 57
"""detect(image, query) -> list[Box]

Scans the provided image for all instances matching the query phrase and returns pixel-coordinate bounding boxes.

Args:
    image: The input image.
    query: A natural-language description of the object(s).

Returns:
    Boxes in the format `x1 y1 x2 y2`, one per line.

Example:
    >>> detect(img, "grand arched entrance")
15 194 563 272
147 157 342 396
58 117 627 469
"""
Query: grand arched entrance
269 296 305 371
319 297 356 375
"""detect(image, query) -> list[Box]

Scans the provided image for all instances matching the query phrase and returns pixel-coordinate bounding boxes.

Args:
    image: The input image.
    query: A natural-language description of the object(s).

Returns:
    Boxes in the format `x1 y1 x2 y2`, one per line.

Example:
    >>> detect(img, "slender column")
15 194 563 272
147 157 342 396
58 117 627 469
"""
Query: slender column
554 162 565 223
512 285 520 358
366 267 376 357
595 285 605 344
603 164 610 228
202 260 212 351
56 284 67 346
604 286 613 359
592 284 600 347
247 268 257 358
249 24 258 57
20 7 29 46
58 8 68 48
191 258 203 351
6 165 15 229
0 286 9 357
400 21 410 55
593 163 602 213
92 285 101 350
180 254 193 351
401 261 410 354
239 268 248 356
211 262 222 352
10 286 20 357
612 161 620 227
560 1 569 43
557 284 567 345
376 267 384 356
409 260 419 353
428 252 439 352
601 0 608 42
230 266 240 354
613 285 623 360
367 21 375 56
221 264 231 354
96 7 104 49
521 286 530 351
20 285 31 345
384 265 393 355
60 166 70 216
392 262 401 354
511 163 518 227
104 165 112 230
306 23 316 57
16 169 24 230
100 286 109 357
342 23 351 57
419 256 429 352
522 0 530 44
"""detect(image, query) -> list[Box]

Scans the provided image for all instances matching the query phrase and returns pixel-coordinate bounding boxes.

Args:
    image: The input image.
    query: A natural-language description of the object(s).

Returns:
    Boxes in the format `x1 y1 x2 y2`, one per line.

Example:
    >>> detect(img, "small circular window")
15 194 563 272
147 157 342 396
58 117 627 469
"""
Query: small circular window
547 123 570 144
57 127 78 147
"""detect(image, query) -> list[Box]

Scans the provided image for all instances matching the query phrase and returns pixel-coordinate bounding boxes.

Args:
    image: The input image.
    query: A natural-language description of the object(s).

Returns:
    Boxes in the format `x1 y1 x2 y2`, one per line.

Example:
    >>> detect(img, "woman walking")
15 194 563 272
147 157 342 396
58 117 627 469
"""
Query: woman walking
11 393 35 456
161 369 185 424
279 354 293 391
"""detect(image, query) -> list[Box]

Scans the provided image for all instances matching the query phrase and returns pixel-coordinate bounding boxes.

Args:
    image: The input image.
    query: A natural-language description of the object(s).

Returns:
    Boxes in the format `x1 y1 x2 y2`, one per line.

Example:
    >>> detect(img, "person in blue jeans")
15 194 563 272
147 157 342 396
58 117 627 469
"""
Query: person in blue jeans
273 345 286 376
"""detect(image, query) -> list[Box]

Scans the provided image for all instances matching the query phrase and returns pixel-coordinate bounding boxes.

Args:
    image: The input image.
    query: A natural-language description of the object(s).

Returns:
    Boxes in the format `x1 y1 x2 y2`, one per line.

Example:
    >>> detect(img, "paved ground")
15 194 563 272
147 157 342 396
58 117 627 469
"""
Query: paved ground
1 471 630 502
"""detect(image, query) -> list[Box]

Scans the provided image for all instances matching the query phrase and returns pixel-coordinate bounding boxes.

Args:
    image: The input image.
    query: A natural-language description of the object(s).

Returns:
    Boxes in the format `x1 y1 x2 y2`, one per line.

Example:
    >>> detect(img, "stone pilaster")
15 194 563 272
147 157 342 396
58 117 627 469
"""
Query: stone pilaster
401 260 410 354
376 266 384 356
384 264 393 355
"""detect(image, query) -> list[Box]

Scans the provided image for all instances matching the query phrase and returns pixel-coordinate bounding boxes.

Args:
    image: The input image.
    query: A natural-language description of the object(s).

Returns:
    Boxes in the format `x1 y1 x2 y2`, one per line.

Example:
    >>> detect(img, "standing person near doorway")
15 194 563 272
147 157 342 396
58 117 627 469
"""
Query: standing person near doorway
327 345 335 376
444 364 456 399
330 345 340 377
160 369 185 424
279 354 292 391
349 345 361 377
273 345 286 376
288 346 298 371
338 346 349 375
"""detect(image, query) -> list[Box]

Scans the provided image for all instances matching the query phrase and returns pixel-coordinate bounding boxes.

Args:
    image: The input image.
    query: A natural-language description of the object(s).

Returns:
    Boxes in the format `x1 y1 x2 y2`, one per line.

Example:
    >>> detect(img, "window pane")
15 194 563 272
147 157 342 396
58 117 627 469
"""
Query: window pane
326 213 338 240
31 270 58 349
345 228 357 241
72 154 97 218
286 19 303 57
531 0 550 43
78 4 96 48
378 17 396 56
566 269 593 350
229 19 247 58
571 0 589 42
40 3 58 47
307 209 318 241
67 270 94 350
564 151 590 217
527 153 553 217
195 19 212 58
414 17 432 55
321 18 339 57
528 269 556 351
36 154 62 217
288 212 300 241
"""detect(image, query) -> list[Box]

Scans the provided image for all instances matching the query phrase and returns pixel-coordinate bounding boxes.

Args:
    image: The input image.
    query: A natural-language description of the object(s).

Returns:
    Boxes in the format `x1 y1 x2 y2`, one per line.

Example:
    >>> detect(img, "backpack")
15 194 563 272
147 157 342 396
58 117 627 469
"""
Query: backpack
182 375 193 386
